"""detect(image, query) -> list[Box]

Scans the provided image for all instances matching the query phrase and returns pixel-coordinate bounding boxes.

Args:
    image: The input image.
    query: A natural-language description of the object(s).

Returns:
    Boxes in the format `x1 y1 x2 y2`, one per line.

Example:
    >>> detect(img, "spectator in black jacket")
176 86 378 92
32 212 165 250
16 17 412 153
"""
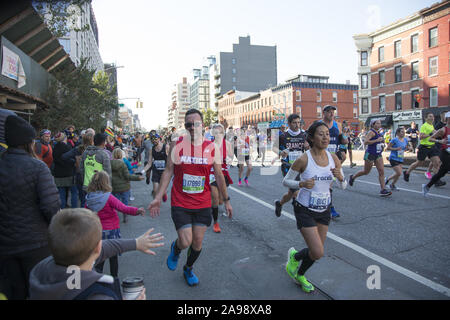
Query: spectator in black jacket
0 115 60 300
53 132 78 209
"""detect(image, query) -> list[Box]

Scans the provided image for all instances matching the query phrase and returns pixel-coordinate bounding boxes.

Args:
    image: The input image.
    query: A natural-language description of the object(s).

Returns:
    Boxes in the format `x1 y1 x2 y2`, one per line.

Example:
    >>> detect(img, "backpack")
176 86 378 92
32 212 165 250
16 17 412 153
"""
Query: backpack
83 154 104 187
74 277 122 300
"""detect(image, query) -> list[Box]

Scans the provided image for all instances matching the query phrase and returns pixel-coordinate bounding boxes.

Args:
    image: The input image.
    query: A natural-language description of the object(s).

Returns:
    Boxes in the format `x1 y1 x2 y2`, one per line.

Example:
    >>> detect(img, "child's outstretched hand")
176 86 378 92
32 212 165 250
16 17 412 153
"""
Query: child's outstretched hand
136 228 164 255
137 207 145 216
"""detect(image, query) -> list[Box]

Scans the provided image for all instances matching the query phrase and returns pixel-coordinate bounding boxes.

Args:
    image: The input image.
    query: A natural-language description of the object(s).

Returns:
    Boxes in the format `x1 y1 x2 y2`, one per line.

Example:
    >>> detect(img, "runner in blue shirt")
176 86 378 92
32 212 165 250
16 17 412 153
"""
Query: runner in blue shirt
385 127 409 191
321 105 341 218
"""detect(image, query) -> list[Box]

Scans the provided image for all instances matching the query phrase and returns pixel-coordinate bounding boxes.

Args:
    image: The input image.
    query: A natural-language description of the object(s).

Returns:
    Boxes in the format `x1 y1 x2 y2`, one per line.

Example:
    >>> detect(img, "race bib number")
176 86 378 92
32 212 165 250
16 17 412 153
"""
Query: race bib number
241 148 249 156
182 174 205 194
327 145 337 154
309 192 331 211
376 143 383 153
397 150 404 159
153 160 165 170
288 151 302 164
411 133 417 139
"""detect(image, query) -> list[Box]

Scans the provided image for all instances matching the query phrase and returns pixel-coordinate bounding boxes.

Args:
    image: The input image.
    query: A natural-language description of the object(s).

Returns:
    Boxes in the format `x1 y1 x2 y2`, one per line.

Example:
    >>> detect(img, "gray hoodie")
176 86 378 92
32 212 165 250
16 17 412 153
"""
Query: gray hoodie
85 191 110 212
29 239 136 300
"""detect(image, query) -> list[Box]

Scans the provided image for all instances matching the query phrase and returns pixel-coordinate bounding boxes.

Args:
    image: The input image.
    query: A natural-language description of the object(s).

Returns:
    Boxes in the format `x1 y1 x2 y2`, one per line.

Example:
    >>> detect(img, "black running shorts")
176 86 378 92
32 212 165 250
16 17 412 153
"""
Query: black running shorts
389 159 403 167
417 145 440 161
171 206 212 231
151 169 163 183
293 201 331 229
210 175 231 188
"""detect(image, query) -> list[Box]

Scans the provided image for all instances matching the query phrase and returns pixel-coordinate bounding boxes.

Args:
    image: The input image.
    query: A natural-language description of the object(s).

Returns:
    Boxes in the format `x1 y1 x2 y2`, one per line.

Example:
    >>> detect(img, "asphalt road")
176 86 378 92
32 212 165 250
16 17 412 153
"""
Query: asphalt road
113 153 449 300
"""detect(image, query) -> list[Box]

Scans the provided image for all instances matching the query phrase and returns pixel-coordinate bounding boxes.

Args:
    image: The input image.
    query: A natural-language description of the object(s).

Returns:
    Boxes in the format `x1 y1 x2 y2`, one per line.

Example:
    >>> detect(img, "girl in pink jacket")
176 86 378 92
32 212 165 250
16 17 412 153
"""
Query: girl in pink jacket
86 171 145 277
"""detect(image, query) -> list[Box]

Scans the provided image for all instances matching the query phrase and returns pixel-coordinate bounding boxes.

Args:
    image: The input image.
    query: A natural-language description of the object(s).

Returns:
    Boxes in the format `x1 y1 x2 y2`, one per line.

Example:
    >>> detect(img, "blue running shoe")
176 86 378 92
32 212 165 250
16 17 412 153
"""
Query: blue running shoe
183 266 199 286
331 206 340 218
167 241 180 271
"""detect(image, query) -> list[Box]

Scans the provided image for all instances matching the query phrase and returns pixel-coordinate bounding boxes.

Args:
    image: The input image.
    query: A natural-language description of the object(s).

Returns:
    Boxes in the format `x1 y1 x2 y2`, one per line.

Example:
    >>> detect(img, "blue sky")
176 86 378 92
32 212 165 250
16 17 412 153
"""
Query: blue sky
91 0 436 130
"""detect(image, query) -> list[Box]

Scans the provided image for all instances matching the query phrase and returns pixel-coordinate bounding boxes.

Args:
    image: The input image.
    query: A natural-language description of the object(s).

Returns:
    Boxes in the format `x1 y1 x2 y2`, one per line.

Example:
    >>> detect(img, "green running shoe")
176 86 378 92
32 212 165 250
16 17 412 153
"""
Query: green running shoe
296 275 315 293
285 247 300 279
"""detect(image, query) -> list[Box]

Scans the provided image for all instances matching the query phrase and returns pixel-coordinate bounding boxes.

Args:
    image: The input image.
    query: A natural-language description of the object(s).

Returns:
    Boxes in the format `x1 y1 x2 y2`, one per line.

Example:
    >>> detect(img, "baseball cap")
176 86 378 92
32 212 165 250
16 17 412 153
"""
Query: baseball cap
323 105 337 112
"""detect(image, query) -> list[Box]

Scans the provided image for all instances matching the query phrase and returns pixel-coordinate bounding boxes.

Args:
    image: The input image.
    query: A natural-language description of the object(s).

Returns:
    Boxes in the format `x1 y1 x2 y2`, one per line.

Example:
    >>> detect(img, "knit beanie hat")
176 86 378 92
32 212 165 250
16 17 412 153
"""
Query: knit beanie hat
5 115 36 147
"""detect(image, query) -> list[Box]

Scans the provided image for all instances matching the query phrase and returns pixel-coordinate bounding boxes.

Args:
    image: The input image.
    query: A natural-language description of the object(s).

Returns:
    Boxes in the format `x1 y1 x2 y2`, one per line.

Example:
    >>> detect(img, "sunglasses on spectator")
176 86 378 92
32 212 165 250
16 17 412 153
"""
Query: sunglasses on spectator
185 122 202 129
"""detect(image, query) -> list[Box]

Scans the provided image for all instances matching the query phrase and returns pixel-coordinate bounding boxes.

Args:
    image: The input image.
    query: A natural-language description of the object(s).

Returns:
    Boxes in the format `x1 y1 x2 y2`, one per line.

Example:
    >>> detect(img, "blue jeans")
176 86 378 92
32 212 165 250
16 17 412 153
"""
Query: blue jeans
113 191 130 206
58 185 79 209
113 191 130 222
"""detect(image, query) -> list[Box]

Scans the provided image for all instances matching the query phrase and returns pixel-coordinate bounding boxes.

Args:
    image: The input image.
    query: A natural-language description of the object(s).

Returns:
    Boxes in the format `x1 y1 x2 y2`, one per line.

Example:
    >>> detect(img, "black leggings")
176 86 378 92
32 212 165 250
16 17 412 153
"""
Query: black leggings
427 150 449 188
95 256 119 278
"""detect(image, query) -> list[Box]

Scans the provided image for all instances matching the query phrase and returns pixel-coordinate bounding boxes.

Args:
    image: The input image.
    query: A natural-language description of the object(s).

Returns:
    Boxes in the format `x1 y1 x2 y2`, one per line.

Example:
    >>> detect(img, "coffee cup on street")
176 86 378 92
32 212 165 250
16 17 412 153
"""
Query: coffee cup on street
121 276 145 300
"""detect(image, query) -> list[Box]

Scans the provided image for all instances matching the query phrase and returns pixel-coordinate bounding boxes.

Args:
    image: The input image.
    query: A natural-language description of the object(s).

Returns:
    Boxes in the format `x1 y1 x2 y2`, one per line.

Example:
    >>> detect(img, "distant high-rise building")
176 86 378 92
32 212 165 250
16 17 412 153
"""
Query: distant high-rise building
214 36 277 98
43 1 104 72
190 66 210 112
168 77 190 129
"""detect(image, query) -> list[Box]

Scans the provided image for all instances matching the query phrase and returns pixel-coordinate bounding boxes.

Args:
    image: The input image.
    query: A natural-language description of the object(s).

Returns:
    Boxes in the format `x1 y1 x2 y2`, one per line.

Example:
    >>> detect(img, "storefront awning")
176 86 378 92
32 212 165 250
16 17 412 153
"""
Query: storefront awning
364 114 393 127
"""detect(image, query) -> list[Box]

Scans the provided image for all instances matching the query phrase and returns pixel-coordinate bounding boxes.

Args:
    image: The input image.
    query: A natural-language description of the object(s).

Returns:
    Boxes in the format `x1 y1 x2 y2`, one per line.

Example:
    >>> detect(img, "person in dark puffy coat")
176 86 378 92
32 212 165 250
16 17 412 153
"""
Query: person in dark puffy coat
0 115 60 300
52 132 77 209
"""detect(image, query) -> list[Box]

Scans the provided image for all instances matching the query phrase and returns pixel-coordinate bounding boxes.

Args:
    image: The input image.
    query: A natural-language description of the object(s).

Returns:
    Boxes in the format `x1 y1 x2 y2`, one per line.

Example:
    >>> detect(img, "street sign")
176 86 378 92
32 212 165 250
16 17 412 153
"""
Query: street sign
119 103 124 107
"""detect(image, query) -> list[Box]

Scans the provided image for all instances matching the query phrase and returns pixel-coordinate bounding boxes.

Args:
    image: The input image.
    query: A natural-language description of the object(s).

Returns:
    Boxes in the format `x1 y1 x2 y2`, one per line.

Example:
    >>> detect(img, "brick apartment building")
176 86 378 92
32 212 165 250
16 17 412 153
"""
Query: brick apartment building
353 0 450 133
218 74 359 132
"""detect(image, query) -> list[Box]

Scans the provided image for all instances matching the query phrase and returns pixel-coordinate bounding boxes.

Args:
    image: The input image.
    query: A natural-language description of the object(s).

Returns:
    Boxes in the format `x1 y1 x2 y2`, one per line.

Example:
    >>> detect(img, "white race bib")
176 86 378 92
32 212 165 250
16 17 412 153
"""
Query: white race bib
397 150 404 159
153 160 165 170
241 148 249 156
209 173 216 184
446 135 450 153
309 192 331 211
288 151 302 164
182 174 205 194
376 143 383 153
327 145 336 154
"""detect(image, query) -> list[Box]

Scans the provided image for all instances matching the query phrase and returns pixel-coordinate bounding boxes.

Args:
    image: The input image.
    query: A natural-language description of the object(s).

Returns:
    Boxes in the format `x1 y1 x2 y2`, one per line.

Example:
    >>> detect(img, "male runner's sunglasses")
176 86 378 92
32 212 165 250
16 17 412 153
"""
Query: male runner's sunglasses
185 122 202 129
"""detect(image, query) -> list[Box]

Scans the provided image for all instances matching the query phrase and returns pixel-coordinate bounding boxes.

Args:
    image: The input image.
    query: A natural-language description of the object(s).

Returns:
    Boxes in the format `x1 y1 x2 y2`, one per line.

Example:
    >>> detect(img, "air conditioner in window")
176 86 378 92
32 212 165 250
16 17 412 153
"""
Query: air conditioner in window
380 82 384 87
412 75 418 80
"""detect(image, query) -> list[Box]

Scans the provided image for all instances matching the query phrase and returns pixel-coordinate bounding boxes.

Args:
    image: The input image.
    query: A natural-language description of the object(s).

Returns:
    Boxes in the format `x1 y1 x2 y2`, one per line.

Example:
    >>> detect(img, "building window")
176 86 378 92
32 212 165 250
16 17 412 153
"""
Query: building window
362 98 368 114
232 68 236 74
316 91 322 102
395 92 402 110
411 61 419 80
394 40 401 58
316 106 322 118
269 97 272 105
379 70 385 86
353 107 358 118
232 58 236 64
361 74 368 89
296 105 302 118
411 34 418 53
429 27 438 48
353 92 357 104
379 95 386 113
378 46 384 62
429 87 438 107
395 66 402 83
361 51 368 66
296 90 301 101
232 77 236 83
332 91 338 103
411 90 420 109
429 56 438 76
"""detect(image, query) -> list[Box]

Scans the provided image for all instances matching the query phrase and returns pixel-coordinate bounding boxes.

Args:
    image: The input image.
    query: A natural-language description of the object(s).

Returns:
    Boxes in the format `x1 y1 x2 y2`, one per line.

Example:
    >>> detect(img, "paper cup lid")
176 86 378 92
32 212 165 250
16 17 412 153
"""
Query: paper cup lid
122 276 144 288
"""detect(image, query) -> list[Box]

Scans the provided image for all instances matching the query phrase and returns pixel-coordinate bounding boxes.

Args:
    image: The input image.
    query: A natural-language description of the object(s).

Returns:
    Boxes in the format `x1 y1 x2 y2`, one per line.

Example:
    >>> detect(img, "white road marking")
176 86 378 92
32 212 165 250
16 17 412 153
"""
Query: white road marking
229 186 450 298
357 179 450 200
